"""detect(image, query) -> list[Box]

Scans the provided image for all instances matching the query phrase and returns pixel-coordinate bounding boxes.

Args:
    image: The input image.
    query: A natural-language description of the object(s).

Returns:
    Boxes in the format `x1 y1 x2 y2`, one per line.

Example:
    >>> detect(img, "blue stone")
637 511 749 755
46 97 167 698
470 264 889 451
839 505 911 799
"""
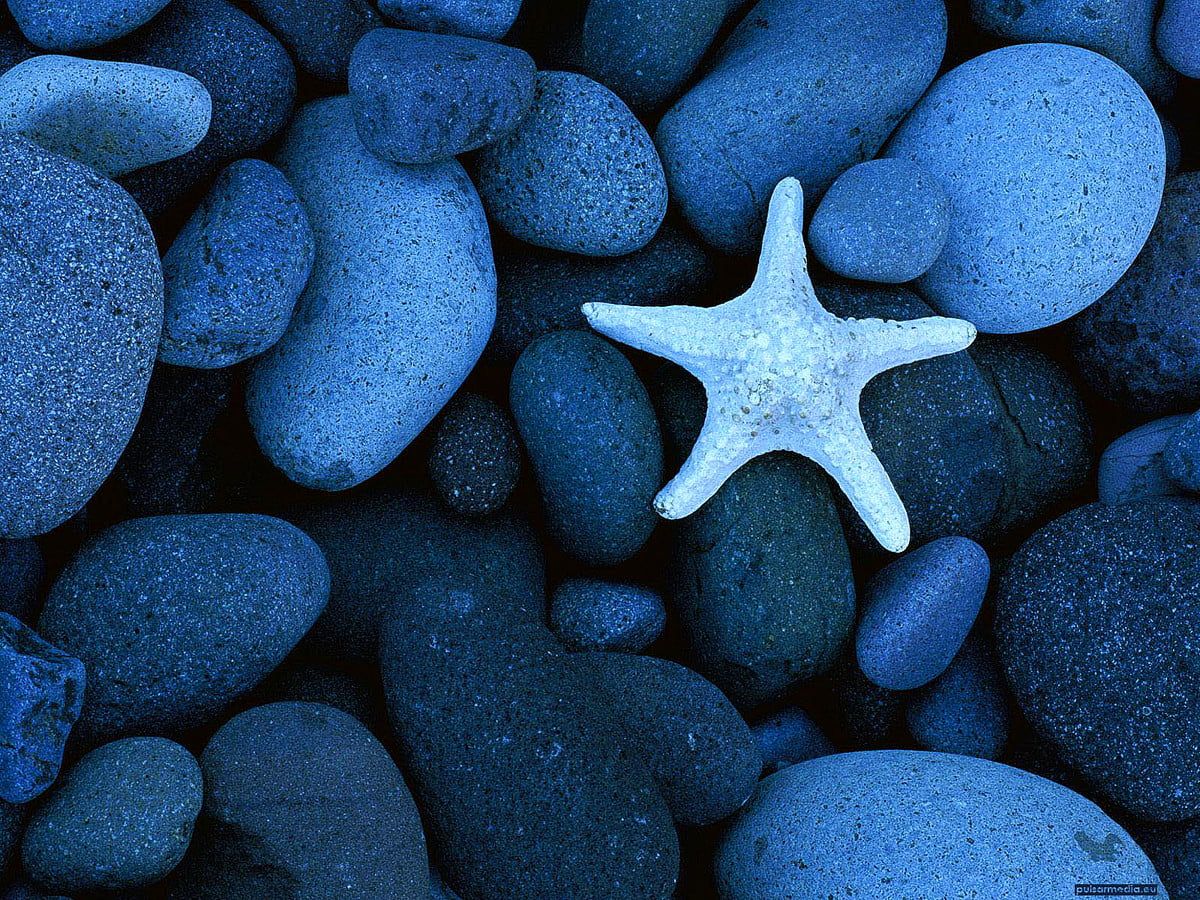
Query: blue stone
475 71 667 257
1072 174 1200 415
248 97 495 491
907 637 1009 761
886 43 1165 333
716 751 1163 897
656 0 945 254
0 539 44 623
1158 0 1200 77
857 536 990 691
808 159 950 284
578 0 727 111
970 0 1175 100
487 223 715 364
550 578 665 653
380 577 678 898
349 27 535 164
0 136 162 538
428 393 521 517
0 55 211 178
830 654 904 748
8 0 170 49
160 159 313 368
996 499 1200 821
1164 413 1200 492
0 614 84 803
254 663 383 736
20 737 202 892
38 514 330 743
750 708 834 776
1136 819 1200 900
243 0 382 80
112 0 297 219
0 800 20 870
377 0 521 40
1098 415 1189 504
173 703 428 896
578 652 759 827
510 330 663 565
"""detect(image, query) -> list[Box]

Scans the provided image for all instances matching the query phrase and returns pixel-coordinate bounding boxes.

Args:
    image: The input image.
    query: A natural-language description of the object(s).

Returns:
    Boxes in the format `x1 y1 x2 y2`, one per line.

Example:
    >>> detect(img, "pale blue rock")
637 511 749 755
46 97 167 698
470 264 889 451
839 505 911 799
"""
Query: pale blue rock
550 579 666 653
750 708 834 776
0 55 212 177
808 159 951 284
377 0 521 39
474 71 667 257
1098 415 1190 503
716 751 1164 898
885 43 1165 333
7 0 171 50
1158 0 1200 77
907 637 1009 761
248 97 495 490
159 158 314 368
970 0 1175 101
856 536 990 691
655 0 946 254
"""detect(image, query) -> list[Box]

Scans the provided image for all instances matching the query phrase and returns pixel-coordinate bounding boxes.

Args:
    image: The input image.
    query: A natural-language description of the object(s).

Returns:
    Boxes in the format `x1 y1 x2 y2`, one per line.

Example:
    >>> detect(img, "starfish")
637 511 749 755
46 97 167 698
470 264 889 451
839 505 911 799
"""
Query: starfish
582 177 977 553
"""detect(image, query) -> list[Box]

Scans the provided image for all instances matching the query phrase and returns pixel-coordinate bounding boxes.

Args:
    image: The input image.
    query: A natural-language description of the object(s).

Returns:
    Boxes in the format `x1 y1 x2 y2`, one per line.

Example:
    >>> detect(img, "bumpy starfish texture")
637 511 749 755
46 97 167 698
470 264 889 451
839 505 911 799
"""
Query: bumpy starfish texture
583 177 977 553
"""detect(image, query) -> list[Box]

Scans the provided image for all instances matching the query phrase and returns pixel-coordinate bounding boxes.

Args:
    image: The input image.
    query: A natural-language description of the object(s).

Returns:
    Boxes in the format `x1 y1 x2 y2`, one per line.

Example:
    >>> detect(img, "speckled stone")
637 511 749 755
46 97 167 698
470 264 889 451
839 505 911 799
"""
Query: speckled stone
1098 415 1189 504
969 336 1094 538
996 499 1200 821
0 136 162 539
579 652 758 827
427 393 520 517
0 539 44 623
474 71 667 257
808 159 950 284
0 55 211 178
253 663 383 737
349 28 535 165
380 577 679 899
8 0 171 49
0 614 84 803
856 537 990 691
885 43 1165 333
291 489 544 663
248 97 495 491
820 284 1008 550
716 751 1164 897
750 707 833 776
830 653 904 748
578 0 726 111
1164 414 1200 492
486 223 715 364
38 514 329 744
550 578 665 653
970 0 1175 100
1158 0 1200 77
111 0 297 219
656 0 946 254
1071 173 1200 415
171 702 428 898
160 159 313 368
1137 819 1200 900
21 738 202 892
376 0 521 40
510 330 663 565
243 0 381 80
0 881 67 900
907 636 1009 761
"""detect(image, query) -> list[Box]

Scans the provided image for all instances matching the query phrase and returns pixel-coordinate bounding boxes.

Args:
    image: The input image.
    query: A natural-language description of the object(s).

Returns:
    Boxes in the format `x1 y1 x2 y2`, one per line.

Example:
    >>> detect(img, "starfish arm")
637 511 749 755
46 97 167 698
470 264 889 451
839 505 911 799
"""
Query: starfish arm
802 413 911 553
846 315 977 382
654 409 759 520
741 178 825 323
582 301 716 372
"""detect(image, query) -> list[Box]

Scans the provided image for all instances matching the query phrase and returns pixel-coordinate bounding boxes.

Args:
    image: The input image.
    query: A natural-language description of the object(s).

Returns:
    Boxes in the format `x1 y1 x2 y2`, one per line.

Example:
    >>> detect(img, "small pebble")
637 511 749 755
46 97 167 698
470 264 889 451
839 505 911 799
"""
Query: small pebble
1164 413 1200 492
427 393 521 517
1098 415 1190 504
349 27 535 165
0 55 211 178
376 0 521 40
0 614 85 803
550 578 666 653
21 737 202 892
750 708 834 776
242 0 382 80
907 636 1009 761
808 159 950 284
1157 0 1200 77
856 536 990 692
160 158 314 368
8 0 171 50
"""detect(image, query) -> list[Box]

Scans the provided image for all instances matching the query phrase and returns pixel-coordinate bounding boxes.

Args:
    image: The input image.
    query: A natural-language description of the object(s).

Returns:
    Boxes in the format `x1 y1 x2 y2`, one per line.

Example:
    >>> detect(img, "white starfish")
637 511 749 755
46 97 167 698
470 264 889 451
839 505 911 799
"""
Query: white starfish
582 177 977 553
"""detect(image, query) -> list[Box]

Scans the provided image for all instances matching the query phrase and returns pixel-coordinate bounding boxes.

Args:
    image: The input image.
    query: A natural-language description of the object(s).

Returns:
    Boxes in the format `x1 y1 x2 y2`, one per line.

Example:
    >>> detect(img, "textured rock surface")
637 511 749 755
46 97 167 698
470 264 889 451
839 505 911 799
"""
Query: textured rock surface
0 539 44 623
907 637 1009 761
1164 414 1200 492
550 579 665 653
378 0 522 39
1098 415 1189 504
1158 0 1200 77
0 135 162 538
242 0 382 80
886 43 1165 333
427 393 520 517
8 0 171 49
751 708 833 775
